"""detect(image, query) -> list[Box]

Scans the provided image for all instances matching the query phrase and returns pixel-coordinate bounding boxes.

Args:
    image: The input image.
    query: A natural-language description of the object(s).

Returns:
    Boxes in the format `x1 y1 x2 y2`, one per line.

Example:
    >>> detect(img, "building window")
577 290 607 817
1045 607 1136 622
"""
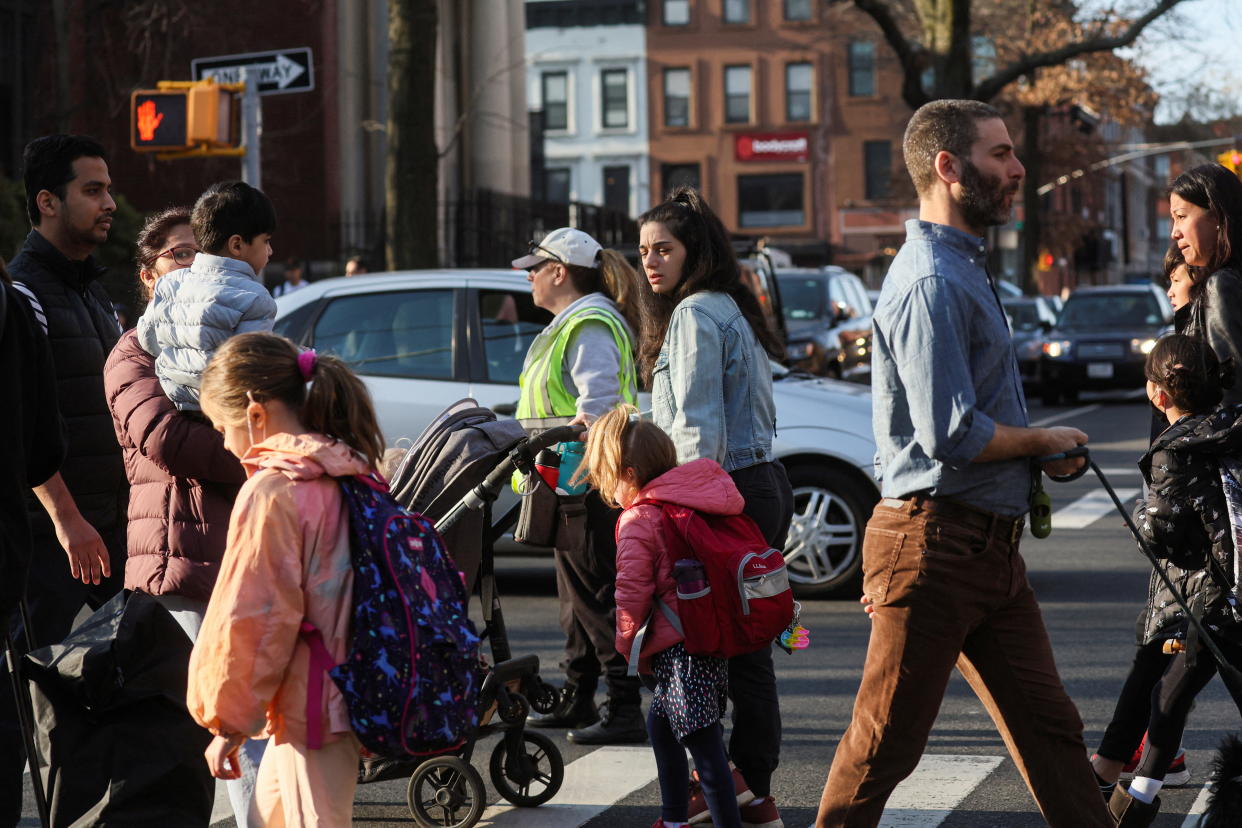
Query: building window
602 69 628 129
723 0 750 24
786 62 813 122
848 41 875 97
662 163 701 193
864 140 891 200
542 71 569 130
724 65 751 124
664 68 691 127
545 168 571 204
783 0 811 21
738 173 805 228
663 0 690 25
972 35 997 86
603 166 631 214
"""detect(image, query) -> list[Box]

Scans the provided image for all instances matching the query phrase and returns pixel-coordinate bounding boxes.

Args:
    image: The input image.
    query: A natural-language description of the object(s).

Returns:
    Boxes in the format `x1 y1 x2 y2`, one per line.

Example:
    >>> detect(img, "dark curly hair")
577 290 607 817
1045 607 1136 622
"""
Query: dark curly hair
1145 333 1235 414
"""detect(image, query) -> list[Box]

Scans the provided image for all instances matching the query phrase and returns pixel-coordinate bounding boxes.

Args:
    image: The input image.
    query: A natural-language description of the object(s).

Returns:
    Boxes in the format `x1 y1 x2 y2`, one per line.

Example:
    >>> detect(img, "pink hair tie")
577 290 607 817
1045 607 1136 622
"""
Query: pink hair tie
297 349 318 381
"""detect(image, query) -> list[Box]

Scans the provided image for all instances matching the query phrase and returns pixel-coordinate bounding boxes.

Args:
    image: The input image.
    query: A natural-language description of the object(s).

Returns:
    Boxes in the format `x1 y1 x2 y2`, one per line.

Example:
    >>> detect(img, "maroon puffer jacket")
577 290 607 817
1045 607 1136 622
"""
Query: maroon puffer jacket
104 329 245 601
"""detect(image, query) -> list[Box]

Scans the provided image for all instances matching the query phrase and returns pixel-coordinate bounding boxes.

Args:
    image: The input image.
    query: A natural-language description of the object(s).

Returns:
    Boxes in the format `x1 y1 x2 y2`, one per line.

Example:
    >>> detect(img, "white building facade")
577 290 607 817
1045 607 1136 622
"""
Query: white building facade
525 0 650 217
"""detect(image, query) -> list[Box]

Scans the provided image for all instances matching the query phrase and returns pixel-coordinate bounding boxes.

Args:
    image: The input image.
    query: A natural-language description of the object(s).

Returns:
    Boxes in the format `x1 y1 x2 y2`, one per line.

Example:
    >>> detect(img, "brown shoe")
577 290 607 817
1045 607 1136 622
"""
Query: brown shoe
1107 785 1160 827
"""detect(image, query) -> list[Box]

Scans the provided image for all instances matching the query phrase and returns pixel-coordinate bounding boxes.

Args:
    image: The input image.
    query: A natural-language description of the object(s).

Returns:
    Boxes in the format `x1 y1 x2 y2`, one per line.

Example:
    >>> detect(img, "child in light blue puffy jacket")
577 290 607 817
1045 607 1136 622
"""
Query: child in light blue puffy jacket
137 181 277 411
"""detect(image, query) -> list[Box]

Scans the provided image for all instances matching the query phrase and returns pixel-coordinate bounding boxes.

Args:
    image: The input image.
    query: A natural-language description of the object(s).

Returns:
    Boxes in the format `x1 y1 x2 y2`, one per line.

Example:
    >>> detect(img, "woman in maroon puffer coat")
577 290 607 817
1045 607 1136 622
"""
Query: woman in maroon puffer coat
103 207 264 827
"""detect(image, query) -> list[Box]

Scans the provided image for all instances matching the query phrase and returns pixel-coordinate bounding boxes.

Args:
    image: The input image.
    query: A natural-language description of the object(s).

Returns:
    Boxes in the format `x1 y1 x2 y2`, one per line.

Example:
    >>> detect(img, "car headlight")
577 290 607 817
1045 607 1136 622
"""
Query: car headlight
1131 337 1157 355
1042 340 1072 359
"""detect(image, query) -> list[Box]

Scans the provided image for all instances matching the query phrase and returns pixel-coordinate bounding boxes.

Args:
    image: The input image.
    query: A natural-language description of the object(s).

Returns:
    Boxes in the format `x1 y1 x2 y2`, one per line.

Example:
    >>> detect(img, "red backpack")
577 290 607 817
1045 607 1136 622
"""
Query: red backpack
632 500 794 662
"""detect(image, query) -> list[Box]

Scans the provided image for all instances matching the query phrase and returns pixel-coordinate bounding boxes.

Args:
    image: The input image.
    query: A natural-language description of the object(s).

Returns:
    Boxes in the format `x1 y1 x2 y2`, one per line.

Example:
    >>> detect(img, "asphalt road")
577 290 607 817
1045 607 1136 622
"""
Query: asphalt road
22 391 1238 827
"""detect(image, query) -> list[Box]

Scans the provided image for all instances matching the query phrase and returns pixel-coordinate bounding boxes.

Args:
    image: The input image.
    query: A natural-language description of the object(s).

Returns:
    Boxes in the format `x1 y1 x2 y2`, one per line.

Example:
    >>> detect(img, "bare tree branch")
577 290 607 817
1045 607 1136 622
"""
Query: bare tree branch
838 0 932 109
971 0 1188 101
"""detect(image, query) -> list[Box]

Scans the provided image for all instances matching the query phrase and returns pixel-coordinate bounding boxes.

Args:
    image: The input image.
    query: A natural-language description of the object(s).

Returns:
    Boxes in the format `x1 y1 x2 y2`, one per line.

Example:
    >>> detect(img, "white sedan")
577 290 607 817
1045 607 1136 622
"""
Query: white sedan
274 270 878 598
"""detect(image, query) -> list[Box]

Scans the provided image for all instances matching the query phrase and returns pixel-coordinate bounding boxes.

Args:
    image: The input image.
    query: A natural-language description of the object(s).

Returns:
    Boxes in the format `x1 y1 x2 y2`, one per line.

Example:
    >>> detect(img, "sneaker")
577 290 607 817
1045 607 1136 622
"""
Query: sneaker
1119 736 1190 787
687 764 755 824
739 796 784 828
567 700 647 745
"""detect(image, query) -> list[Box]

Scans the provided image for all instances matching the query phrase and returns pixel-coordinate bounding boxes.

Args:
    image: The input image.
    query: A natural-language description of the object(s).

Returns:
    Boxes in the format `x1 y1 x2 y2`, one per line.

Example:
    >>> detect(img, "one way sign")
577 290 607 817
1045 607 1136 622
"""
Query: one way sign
191 48 314 96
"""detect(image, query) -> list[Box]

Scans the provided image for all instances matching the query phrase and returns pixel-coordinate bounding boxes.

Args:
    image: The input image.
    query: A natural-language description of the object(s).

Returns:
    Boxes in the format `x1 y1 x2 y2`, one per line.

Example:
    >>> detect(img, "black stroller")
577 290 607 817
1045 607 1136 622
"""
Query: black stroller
377 399 582 827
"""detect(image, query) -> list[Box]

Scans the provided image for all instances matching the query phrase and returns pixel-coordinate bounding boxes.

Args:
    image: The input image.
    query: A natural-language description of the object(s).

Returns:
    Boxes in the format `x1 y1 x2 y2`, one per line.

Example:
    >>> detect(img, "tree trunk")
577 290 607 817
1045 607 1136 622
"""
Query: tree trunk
1021 104 1042 295
915 0 971 98
386 0 439 270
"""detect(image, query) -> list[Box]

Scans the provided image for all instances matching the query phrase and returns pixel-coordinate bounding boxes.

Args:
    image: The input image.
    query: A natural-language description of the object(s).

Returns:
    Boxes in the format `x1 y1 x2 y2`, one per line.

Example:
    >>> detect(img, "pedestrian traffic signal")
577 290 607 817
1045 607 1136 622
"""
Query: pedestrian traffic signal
1218 149 1242 173
131 91 188 150
131 80 238 152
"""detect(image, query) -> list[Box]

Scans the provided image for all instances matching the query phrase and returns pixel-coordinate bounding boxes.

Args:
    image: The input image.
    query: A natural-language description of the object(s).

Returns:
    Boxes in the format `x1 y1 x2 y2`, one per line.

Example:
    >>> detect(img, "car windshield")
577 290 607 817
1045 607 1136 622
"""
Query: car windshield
1004 302 1042 332
777 276 827 321
1057 292 1164 330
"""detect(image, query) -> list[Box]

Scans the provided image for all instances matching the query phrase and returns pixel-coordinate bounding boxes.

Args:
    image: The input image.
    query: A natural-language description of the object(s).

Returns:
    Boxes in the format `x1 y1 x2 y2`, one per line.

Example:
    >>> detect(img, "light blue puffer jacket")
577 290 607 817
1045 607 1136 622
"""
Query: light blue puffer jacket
137 253 277 410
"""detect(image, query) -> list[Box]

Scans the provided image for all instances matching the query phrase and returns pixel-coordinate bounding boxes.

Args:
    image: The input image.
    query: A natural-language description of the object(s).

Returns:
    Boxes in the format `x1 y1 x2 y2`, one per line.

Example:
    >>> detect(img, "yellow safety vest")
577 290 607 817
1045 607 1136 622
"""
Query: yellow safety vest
517 305 638 419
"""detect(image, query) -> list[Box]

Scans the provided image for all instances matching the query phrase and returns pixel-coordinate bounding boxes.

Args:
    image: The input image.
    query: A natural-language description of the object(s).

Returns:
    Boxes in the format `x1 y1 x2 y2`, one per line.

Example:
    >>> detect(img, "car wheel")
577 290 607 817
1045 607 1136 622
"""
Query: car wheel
782 463 876 599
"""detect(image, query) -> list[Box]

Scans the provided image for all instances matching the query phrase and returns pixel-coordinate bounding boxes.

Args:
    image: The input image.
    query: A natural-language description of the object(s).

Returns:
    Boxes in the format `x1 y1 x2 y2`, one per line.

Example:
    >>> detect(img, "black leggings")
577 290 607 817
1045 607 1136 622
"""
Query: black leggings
648 710 741 828
1099 636 1242 781
725 460 793 798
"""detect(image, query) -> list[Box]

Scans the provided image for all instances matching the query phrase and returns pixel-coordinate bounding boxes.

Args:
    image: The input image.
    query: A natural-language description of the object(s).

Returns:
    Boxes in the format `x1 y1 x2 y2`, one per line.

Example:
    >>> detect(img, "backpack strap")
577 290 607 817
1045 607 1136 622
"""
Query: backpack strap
626 599 684 676
299 621 337 750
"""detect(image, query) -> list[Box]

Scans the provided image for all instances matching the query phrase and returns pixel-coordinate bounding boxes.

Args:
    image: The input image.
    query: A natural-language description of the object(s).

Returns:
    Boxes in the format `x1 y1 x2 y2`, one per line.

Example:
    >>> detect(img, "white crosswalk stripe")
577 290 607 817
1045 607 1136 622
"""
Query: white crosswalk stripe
875 754 1005 827
1054 488 1140 529
1180 784 1213 827
478 745 657 826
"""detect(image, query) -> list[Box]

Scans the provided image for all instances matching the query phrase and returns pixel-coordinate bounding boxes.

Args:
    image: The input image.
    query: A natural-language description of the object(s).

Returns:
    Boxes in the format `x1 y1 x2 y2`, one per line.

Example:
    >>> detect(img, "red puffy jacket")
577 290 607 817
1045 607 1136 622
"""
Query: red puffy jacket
104 329 246 601
614 458 745 674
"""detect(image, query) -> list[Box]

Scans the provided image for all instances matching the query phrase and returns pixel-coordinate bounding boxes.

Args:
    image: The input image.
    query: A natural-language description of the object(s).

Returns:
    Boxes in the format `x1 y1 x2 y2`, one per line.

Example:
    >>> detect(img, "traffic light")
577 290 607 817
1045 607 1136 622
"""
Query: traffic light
1218 149 1242 173
131 79 237 152
132 91 189 150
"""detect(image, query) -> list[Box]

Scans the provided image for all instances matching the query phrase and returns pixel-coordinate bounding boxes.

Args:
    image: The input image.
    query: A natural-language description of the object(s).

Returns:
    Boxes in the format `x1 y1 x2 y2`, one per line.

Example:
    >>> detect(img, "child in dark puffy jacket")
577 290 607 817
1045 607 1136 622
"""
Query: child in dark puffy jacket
581 405 745 828
1093 334 1242 826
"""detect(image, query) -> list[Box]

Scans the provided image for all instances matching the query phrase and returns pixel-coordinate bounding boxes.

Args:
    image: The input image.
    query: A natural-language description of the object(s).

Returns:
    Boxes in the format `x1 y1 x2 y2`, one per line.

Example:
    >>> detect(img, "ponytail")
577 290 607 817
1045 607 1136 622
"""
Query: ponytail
201 332 386 469
565 247 651 350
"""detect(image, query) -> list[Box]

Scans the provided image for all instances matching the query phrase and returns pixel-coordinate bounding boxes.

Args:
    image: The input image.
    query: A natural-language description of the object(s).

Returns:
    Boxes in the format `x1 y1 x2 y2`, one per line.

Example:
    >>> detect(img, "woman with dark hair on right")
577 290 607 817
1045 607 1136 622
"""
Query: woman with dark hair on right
637 187 792 828
1169 163 1242 404
103 207 265 827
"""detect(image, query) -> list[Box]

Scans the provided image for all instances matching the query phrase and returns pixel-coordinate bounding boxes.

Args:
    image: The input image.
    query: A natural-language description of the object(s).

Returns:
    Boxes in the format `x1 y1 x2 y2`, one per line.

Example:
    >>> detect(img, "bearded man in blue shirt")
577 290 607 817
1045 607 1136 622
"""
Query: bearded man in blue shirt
816 100 1112 828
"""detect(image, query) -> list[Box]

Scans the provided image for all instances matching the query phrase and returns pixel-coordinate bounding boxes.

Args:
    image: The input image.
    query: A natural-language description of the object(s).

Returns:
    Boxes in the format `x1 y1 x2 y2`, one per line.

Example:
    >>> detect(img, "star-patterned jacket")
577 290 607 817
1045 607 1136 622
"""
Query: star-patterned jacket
1134 404 1242 645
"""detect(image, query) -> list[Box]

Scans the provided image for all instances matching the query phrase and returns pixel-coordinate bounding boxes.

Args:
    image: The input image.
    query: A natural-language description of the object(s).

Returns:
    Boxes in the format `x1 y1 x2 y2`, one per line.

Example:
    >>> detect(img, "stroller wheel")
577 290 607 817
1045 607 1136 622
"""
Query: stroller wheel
407 756 486 828
489 729 565 807
526 677 562 715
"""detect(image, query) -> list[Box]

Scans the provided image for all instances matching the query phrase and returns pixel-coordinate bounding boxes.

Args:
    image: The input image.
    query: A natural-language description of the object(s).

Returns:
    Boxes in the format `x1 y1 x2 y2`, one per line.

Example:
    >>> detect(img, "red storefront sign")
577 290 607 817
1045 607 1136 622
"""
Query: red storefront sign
735 132 809 162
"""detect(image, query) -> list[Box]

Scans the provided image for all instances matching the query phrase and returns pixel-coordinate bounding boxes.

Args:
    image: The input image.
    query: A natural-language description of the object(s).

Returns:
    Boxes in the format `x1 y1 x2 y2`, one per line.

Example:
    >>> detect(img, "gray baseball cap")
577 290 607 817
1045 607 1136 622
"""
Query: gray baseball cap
511 227 603 269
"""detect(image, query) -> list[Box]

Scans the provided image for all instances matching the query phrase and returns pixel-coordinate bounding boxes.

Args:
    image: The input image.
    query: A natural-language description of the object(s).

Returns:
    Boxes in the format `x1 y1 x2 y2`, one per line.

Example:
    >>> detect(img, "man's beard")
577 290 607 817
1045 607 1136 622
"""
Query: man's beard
958 160 1017 229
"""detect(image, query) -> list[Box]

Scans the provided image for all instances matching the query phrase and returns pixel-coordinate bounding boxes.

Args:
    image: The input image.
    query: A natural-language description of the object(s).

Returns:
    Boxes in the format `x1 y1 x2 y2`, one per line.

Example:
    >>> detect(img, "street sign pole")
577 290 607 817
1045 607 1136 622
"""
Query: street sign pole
240 67 262 189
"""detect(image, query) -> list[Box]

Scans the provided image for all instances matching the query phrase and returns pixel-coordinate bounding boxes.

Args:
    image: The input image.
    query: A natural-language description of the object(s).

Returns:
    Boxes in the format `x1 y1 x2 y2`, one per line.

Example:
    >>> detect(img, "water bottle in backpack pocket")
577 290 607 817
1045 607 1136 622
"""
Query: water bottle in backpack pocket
672 558 722 655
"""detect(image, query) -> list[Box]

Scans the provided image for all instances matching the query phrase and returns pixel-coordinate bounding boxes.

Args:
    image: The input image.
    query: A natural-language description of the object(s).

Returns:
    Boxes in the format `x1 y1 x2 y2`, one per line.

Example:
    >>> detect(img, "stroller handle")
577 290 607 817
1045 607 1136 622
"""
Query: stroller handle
527 424 588 454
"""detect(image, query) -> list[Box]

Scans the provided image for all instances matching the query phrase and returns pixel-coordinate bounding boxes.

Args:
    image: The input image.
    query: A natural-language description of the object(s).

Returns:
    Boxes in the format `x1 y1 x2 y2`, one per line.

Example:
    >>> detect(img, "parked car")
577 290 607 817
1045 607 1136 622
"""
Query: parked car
273 270 880 598
1038 283 1173 406
772 266 873 381
1002 296 1058 390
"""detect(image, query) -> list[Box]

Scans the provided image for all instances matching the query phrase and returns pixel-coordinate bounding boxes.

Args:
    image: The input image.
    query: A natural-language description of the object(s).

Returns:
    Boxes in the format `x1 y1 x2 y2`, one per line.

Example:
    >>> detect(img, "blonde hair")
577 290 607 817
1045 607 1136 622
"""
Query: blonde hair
581 404 678 508
566 248 651 347
201 332 386 469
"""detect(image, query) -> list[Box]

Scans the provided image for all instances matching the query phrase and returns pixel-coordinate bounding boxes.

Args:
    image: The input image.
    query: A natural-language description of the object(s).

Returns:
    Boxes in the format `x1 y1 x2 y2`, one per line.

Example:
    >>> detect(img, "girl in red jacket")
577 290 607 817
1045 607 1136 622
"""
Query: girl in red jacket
582 405 744 828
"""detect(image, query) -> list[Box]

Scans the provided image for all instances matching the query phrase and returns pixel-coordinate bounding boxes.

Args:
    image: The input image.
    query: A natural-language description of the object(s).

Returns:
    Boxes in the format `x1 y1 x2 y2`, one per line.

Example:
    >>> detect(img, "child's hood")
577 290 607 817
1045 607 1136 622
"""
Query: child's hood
241 432 371 480
1153 403 1242 458
636 458 744 515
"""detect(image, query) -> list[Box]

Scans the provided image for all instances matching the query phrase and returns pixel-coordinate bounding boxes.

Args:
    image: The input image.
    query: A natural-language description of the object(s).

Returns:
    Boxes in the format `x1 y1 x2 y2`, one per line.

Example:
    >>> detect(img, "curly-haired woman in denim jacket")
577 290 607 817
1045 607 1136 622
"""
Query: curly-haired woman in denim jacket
636 186 793 828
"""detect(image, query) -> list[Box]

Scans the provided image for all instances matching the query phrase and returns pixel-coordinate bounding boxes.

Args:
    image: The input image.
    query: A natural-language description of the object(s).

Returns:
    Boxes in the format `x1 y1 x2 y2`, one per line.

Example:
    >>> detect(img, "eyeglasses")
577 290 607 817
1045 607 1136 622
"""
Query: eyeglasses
527 240 565 264
157 245 198 266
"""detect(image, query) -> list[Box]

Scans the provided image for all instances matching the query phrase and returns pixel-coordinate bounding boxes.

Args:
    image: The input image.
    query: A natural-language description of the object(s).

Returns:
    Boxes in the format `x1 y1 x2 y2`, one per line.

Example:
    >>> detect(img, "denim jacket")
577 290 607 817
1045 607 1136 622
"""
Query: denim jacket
652 290 776 472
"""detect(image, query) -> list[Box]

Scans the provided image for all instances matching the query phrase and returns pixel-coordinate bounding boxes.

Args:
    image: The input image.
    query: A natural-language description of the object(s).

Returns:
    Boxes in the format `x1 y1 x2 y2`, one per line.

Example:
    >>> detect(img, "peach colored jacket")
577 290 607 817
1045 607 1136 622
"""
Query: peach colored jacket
187 432 369 747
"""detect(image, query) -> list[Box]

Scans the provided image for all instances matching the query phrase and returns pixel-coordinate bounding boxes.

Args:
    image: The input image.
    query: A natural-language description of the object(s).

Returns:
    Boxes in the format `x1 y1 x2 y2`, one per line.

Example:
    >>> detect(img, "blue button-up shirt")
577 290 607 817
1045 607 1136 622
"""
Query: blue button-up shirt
871 220 1031 516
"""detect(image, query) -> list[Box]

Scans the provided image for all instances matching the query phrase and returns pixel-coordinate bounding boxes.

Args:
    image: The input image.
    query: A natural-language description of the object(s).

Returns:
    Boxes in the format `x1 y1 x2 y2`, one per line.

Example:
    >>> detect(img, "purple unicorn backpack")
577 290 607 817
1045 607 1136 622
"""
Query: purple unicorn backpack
301 474 481 756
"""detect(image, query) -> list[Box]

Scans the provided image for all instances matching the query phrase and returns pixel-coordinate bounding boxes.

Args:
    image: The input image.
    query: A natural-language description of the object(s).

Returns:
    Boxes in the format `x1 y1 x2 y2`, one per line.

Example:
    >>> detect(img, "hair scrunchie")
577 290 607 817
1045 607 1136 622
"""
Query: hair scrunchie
297 348 318 381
